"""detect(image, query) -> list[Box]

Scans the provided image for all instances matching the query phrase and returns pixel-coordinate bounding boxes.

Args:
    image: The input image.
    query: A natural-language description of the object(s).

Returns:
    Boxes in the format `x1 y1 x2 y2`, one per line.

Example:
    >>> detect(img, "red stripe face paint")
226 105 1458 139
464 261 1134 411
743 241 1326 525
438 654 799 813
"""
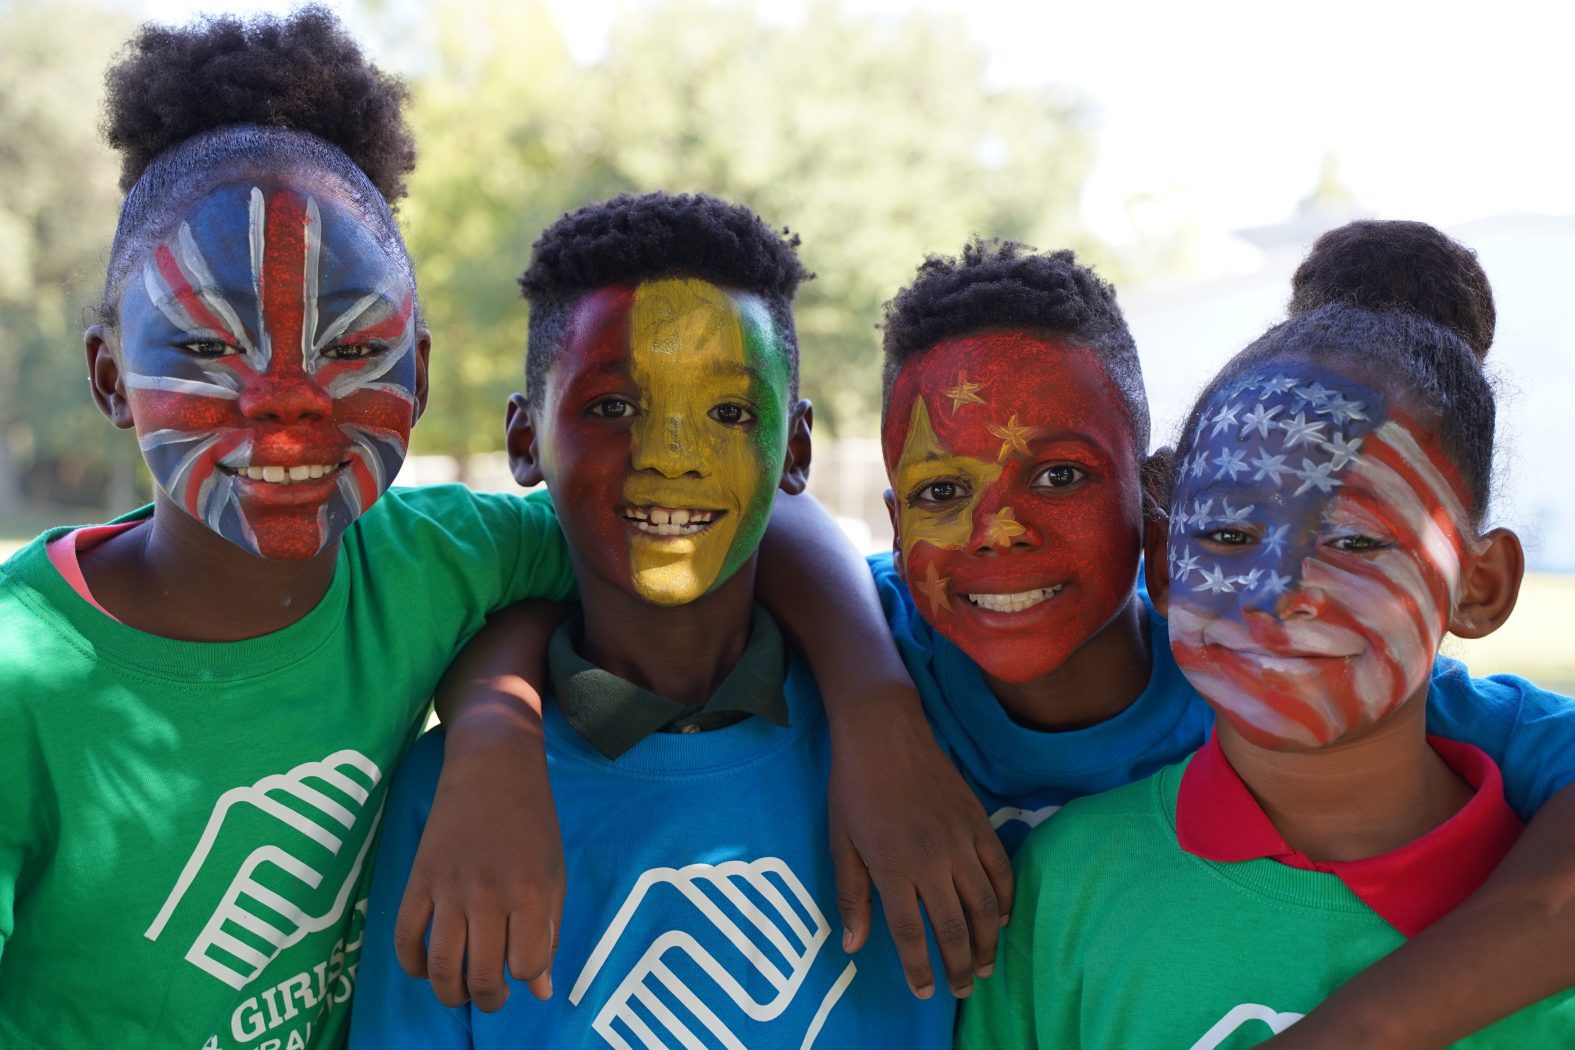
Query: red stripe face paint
881 332 1143 683
533 280 794 606
117 179 419 560
1167 364 1474 749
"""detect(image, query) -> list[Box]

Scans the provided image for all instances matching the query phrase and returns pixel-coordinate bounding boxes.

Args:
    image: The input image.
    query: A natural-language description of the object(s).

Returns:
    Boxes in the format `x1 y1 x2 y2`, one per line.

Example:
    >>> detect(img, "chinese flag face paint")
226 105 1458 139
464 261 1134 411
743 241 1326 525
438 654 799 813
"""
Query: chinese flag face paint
1166 363 1474 749
116 178 419 560
536 278 791 606
882 332 1144 683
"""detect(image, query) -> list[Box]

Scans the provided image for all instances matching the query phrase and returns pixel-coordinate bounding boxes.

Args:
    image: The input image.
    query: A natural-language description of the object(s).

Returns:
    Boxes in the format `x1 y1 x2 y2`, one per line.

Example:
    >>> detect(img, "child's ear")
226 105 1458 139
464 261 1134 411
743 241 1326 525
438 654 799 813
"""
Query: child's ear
882 487 903 575
411 327 433 424
504 393 546 488
85 326 134 429
778 399 813 496
1449 527 1525 639
1140 450 1176 615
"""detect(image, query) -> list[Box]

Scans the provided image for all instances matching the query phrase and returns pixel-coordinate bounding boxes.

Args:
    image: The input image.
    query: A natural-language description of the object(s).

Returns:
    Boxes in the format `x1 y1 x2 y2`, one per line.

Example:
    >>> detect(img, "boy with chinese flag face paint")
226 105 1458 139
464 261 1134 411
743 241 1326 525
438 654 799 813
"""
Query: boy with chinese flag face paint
351 193 957 1048
866 232 1575 1044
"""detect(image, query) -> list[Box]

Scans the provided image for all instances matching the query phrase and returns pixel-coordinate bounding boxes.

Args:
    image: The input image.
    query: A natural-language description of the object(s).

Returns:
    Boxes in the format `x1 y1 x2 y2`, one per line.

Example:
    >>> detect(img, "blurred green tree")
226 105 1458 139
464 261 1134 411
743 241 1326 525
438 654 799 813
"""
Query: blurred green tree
386 0 1103 458
0 1 136 515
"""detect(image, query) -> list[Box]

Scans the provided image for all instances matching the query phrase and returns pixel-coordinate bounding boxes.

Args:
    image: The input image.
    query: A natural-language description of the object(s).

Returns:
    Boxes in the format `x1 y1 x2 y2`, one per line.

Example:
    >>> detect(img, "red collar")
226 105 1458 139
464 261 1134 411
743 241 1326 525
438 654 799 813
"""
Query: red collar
1177 732 1523 936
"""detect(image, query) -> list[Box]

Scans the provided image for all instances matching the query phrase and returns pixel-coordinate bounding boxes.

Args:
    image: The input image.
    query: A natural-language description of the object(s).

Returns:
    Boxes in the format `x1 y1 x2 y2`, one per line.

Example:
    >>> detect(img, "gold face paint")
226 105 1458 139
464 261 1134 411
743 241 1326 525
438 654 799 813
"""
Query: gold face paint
892 396 1003 566
621 278 782 605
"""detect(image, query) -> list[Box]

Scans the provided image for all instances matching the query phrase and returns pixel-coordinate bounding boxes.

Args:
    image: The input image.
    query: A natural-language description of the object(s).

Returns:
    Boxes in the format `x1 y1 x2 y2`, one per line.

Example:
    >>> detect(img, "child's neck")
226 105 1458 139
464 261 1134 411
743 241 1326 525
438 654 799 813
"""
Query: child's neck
78 494 339 641
1217 693 1474 863
983 592 1152 731
575 557 759 705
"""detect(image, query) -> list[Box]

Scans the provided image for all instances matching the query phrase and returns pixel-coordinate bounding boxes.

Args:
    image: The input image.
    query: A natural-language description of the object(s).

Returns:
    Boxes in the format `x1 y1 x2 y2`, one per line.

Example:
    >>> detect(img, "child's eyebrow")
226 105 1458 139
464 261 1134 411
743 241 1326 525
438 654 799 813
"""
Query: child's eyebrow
696 360 761 381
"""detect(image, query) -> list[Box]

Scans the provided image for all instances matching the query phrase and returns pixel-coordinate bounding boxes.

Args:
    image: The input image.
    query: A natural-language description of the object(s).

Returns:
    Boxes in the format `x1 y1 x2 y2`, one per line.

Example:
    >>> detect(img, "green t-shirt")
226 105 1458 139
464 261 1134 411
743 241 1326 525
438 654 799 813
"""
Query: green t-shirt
957 759 1575 1049
0 485 572 1050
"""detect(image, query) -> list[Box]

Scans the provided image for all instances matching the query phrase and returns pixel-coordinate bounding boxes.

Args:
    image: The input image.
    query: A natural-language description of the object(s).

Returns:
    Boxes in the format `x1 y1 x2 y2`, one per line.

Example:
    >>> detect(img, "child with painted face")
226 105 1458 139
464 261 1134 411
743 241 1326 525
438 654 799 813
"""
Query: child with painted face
0 12 590 1048
957 223 1575 1047
350 193 956 1047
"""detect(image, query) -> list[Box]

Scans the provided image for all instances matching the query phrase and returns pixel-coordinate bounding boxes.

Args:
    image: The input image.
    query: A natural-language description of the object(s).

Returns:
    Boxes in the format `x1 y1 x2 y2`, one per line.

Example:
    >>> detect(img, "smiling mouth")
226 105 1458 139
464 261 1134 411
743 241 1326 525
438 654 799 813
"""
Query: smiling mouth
227 462 347 485
621 505 724 537
966 585 1064 614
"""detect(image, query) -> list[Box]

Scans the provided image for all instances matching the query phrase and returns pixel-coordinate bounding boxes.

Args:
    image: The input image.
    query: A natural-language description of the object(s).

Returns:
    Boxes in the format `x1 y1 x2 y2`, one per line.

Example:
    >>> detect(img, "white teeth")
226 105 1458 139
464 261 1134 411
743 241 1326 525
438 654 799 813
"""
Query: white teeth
239 464 338 484
966 585 1064 614
623 506 719 538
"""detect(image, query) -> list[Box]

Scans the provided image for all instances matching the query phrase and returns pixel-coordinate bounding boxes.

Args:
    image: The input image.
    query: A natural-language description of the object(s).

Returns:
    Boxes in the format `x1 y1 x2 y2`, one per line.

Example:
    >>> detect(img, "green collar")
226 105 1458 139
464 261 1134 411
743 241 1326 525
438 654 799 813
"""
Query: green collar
548 606 790 760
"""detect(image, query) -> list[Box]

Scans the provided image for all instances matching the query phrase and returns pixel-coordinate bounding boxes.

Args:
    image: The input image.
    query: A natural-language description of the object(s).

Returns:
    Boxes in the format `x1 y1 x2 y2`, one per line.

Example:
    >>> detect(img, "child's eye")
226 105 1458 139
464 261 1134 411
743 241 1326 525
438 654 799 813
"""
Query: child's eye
1031 464 1087 489
180 339 239 358
1203 527 1255 547
910 480 969 506
1328 534 1391 553
589 398 636 419
323 342 383 361
708 403 755 425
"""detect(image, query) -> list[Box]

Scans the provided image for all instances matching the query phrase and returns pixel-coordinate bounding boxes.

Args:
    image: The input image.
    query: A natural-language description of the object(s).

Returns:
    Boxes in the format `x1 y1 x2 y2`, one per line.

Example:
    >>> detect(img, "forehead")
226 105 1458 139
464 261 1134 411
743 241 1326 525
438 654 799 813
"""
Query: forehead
883 330 1134 464
557 279 788 384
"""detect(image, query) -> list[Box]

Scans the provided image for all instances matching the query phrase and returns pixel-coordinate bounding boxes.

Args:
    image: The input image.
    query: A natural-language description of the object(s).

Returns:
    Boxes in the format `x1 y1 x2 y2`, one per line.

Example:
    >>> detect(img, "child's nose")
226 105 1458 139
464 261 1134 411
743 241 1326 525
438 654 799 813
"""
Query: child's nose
239 375 333 424
968 481 1043 554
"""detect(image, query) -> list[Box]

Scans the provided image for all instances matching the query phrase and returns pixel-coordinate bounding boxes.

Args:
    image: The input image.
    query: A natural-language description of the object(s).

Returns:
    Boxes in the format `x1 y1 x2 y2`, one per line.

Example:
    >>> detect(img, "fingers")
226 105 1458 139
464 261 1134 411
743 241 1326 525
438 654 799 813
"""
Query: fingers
464 908 510 1013
393 879 435 980
425 907 469 1008
915 873 977 1000
508 911 557 1001
954 860 1001 981
878 884 937 999
979 829 1014 930
832 837 873 954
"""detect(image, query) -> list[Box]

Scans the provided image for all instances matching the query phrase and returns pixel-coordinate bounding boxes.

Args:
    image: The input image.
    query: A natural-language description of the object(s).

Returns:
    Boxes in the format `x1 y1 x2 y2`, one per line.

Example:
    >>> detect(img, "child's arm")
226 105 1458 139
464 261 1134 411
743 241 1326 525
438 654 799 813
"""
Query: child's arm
397 600 572 1012
757 490 1012 1001
1264 781 1575 1048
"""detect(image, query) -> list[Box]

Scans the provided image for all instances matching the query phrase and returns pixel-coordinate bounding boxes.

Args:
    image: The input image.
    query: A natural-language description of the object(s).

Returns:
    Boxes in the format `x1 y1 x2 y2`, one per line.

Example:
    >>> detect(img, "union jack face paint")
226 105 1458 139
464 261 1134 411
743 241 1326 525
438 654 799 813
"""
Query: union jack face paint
116 179 419 561
882 333 1144 684
1167 364 1475 749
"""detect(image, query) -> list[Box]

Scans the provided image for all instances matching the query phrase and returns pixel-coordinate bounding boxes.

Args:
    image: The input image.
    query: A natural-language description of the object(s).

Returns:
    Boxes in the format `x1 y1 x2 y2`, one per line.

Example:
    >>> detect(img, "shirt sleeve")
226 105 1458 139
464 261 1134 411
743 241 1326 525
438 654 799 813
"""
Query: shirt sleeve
348 729 472 1048
1425 654 1575 820
491 487 576 606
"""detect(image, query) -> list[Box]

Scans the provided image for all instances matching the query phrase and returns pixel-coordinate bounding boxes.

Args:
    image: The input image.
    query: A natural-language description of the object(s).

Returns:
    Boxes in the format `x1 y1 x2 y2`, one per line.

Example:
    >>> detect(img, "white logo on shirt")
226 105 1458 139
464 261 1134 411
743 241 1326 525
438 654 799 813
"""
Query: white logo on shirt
1190 1003 1305 1049
988 804 1061 831
145 750 384 990
570 858 857 1049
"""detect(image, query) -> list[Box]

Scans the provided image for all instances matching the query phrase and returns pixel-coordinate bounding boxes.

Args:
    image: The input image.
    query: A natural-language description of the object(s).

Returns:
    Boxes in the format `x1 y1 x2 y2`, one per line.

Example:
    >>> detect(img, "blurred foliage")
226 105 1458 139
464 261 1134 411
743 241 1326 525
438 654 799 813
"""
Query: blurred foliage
0 0 1101 506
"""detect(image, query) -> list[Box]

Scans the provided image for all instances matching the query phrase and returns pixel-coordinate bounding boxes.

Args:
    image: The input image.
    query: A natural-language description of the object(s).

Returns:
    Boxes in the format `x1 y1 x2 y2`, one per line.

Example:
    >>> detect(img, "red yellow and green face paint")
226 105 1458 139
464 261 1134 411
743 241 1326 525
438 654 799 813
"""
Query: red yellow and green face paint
536 278 792 605
882 331 1144 683
115 176 419 561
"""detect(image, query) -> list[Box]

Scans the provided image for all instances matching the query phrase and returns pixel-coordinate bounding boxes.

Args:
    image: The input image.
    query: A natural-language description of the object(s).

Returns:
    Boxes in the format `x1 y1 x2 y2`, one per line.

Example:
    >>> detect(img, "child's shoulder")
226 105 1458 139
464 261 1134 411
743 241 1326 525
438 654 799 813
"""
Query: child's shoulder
1016 762 1183 874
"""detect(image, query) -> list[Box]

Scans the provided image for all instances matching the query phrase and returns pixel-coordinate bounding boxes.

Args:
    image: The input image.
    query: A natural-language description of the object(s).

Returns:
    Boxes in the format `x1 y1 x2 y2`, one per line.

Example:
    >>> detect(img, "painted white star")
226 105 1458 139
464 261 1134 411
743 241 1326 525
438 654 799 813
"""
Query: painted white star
1239 401 1282 440
1293 459 1343 496
1187 497 1214 529
1193 564 1237 594
1318 395 1369 425
1174 546 1202 581
1235 567 1265 591
1209 402 1241 436
1213 448 1249 481
1322 432 1364 470
1251 449 1291 485
1279 412 1327 449
1264 523 1291 558
1220 498 1255 524
1261 570 1293 596
1294 381 1337 406
1167 544 1178 573
1259 374 1299 395
1189 450 1209 478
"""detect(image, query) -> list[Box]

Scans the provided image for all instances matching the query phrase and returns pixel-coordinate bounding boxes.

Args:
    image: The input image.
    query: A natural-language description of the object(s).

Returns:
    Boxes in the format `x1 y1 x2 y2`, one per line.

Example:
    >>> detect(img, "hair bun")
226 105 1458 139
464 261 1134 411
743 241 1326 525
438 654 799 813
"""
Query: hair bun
1289 219 1494 360
102 4 415 201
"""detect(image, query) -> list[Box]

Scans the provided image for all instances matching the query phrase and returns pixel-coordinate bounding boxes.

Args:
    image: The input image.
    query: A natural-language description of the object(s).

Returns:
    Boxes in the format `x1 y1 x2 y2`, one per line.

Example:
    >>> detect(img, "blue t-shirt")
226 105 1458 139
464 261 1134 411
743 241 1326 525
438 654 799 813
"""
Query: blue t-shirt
350 653 953 1049
869 551 1575 854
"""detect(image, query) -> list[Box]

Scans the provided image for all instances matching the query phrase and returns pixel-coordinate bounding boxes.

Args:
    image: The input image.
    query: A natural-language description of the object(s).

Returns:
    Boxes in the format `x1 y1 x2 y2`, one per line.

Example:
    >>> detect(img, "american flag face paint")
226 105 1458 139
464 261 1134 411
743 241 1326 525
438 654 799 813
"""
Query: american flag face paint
535 279 792 606
882 333 1143 684
1167 363 1476 749
115 179 419 561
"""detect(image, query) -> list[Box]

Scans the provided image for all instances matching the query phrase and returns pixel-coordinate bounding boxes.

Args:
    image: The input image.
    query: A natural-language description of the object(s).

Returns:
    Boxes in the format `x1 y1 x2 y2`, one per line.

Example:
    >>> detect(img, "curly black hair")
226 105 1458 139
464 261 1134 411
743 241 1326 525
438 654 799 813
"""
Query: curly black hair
97 5 417 321
519 192 812 403
1177 221 1497 524
880 239 1150 452
1290 219 1495 358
